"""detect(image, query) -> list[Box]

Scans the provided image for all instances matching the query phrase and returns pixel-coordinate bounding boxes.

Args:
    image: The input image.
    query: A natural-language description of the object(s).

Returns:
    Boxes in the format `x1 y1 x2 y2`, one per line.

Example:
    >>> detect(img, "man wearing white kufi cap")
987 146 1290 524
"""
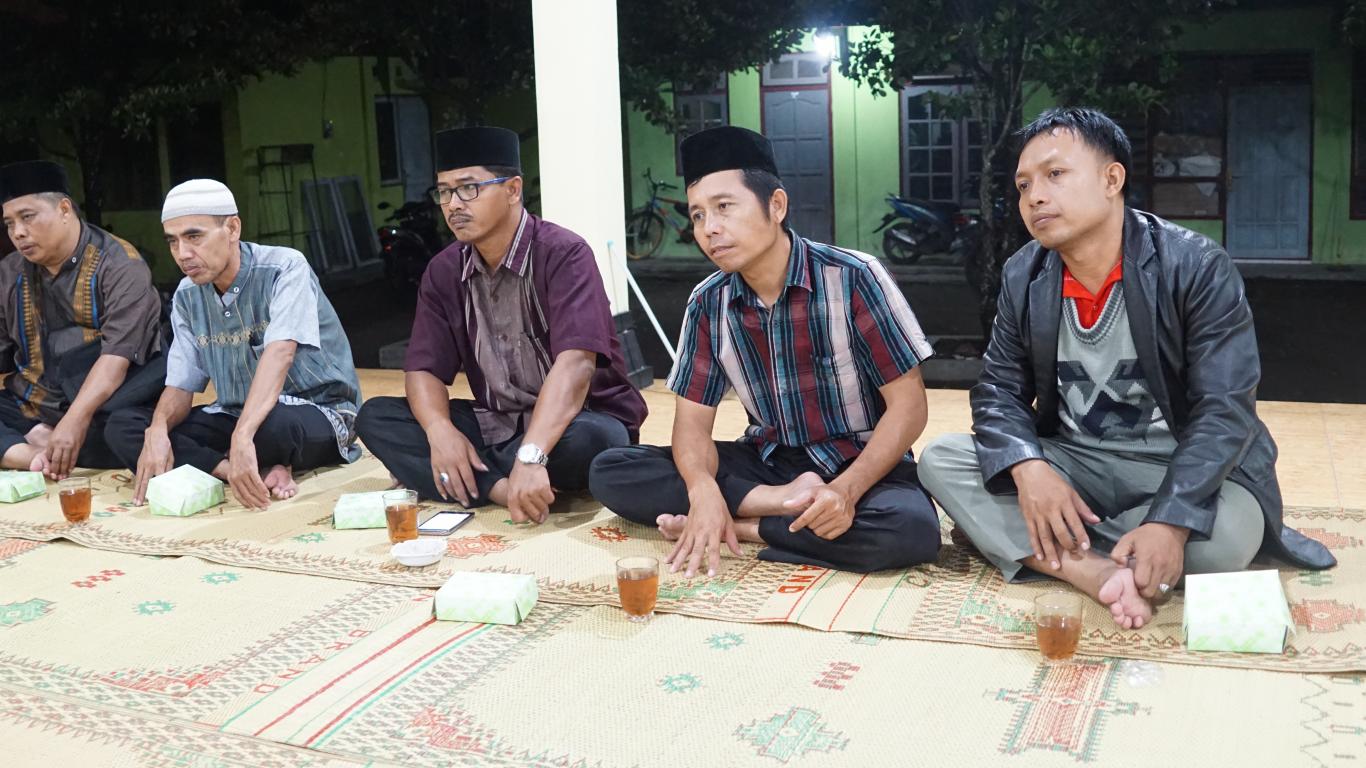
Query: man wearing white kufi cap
106 179 362 510
0 160 165 479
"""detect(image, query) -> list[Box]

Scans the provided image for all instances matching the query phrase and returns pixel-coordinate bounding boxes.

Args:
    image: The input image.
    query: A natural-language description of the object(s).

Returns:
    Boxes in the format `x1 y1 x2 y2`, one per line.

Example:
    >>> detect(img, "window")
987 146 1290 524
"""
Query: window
374 98 401 185
1130 54 1312 220
1148 84 1224 218
1353 49 1366 219
166 103 226 186
673 76 728 175
901 83 997 207
762 52 830 86
373 96 433 202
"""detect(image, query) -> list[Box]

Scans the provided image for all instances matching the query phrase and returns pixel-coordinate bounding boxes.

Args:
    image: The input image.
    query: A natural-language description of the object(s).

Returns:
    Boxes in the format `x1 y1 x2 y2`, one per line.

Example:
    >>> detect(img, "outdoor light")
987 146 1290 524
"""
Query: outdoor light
814 31 838 61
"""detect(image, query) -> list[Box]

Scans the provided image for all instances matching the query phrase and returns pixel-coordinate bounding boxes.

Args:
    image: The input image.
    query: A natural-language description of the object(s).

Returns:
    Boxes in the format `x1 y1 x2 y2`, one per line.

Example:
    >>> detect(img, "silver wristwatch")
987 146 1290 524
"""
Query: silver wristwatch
516 443 548 466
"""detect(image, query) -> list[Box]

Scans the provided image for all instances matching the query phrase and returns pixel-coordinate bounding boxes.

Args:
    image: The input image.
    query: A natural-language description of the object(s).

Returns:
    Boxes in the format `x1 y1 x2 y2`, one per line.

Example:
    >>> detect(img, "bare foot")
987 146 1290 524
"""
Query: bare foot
1097 566 1153 630
29 451 50 474
262 465 298 500
738 471 827 517
24 423 53 450
388 473 405 490
656 514 688 541
1 441 40 470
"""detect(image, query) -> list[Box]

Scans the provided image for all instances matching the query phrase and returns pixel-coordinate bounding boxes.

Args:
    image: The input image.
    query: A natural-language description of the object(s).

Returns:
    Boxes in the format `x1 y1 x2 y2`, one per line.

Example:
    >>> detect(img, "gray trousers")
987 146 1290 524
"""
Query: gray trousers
917 434 1265 582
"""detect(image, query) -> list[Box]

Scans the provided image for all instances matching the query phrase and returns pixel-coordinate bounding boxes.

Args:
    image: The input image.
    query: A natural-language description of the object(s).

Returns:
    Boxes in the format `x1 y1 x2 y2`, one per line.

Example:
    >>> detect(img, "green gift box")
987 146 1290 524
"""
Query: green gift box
434 572 537 625
1183 570 1295 654
333 491 389 529
147 465 225 517
0 471 46 503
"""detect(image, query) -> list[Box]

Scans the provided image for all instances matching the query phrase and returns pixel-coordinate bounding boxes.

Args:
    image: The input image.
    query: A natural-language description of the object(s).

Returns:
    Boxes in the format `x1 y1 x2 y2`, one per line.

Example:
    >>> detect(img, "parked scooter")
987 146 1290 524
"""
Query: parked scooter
873 194 981 265
376 196 446 288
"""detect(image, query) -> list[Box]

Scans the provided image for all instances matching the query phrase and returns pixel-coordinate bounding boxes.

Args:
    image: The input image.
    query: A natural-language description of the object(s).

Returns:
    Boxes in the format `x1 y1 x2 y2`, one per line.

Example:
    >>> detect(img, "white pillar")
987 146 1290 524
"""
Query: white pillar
531 0 629 313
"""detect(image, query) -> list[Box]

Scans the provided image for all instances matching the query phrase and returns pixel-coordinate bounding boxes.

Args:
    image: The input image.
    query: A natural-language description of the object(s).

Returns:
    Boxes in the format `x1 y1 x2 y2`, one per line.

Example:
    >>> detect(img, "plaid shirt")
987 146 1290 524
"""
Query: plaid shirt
667 232 933 474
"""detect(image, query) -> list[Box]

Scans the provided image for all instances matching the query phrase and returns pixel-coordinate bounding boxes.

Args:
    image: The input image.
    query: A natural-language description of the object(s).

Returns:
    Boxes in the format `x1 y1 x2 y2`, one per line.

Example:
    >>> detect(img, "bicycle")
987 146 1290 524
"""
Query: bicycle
625 168 695 260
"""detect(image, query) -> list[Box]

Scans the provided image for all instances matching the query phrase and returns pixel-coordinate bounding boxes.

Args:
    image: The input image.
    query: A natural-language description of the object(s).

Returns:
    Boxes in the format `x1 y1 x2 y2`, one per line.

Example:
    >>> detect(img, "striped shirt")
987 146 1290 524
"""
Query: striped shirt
0 223 162 421
166 242 363 462
667 232 933 474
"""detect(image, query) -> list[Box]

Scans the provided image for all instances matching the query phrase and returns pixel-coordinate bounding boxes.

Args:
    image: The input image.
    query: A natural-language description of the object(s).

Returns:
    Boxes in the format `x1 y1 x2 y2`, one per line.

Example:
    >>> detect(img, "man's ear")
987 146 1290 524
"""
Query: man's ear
769 187 789 225
506 176 524 206
1104 161 1127 200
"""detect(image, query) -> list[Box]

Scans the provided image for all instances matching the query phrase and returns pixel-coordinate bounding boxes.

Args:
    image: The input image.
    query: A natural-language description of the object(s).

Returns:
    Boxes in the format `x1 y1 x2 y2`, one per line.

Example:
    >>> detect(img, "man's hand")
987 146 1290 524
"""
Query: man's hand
666 481 741 578
228 435 271 510
1011 459 1101 571
1111 523 1188 600
44 415 90 480
507 462 554 524
427 421 487 506
783 482 856 540
132 427 175 505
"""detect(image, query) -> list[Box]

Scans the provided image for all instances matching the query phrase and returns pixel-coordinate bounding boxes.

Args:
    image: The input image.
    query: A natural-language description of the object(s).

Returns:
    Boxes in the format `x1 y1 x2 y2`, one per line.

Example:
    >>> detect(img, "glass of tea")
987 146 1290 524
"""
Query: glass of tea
383 489 419 544
1034 590 1084 663
59 476 92 524
616 556 659 623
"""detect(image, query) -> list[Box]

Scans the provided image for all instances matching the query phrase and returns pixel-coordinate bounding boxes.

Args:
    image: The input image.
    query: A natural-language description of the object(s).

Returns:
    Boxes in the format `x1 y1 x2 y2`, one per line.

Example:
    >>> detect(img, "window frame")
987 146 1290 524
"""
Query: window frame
373 96 402 186
673 75 730 176
899 81 995 208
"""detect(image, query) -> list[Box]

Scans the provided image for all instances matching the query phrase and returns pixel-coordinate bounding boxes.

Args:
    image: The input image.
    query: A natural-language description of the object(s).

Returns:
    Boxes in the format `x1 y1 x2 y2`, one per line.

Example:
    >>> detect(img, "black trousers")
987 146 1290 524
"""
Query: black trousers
0 352 167 469
355 396 630 505
588 442 942 573
0 392 122 468
104 403 345 475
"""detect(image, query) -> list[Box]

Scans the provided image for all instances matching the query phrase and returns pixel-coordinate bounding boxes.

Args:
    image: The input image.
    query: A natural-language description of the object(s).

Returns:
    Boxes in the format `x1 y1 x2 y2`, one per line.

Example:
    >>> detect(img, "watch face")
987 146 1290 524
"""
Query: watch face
517 444 542 463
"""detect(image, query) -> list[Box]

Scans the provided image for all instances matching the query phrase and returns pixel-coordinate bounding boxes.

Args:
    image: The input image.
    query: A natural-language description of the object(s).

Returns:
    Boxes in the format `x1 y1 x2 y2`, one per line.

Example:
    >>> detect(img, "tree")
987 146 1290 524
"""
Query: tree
0 1 327 225
317 0 537 128
617 2 826 130
842 0 1224 335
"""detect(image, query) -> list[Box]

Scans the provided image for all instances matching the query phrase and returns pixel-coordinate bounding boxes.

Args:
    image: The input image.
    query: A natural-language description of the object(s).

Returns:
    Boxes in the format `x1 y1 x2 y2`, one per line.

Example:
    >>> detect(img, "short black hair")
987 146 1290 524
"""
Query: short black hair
484 165 521 180
34 191 79 217
740 168 786 225
1016 107 1132 191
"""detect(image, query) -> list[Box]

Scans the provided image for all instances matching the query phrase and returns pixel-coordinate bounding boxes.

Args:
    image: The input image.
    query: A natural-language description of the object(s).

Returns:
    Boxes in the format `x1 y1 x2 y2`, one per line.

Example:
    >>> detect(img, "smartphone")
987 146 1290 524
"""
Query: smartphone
417 510 475 536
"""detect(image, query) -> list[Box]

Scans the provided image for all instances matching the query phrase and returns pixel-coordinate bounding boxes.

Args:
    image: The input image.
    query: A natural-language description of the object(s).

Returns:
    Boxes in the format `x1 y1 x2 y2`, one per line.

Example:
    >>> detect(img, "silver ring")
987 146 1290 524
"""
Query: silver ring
439 472 450 484
1158 582 1171 594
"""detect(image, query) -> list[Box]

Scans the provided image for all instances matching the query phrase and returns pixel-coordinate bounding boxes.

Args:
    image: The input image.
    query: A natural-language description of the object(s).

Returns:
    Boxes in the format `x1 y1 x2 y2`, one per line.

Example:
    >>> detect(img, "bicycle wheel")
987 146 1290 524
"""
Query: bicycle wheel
626 210 666 260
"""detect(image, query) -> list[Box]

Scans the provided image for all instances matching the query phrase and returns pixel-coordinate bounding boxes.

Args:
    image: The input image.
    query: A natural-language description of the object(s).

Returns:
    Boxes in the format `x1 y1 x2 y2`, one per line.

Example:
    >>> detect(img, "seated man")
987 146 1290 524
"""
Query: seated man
589 126 941 577
108 179 362 509
918 108 1335 629
0 160 164 479
356 126 646 523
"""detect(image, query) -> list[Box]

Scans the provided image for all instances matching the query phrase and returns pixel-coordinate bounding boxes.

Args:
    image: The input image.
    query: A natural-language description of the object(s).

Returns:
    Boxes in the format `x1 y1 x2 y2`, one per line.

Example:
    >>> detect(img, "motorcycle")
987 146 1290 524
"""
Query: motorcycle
873 194 980 265
376 197 446 288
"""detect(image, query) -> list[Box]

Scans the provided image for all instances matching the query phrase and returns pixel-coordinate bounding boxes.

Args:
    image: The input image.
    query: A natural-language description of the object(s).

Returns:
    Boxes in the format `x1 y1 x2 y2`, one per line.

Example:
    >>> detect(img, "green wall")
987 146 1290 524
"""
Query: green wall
60 57 424 283
234 58 406 252
831 26 901 257
1022 5 1363 263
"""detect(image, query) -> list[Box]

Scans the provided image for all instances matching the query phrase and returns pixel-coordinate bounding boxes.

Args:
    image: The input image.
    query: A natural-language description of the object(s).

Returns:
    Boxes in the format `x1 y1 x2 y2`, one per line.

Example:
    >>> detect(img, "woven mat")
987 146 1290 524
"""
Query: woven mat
1 460 1363 673
1 539 1362 767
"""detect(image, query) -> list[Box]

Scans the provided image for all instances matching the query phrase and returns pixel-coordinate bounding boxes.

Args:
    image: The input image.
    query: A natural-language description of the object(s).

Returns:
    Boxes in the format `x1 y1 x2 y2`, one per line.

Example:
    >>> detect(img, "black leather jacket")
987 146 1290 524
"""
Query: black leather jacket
971 207 1334 570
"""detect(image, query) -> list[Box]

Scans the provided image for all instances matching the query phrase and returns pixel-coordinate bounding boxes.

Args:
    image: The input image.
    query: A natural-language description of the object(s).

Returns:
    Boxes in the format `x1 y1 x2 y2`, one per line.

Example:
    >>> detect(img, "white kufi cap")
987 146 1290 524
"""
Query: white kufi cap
161 178 238 223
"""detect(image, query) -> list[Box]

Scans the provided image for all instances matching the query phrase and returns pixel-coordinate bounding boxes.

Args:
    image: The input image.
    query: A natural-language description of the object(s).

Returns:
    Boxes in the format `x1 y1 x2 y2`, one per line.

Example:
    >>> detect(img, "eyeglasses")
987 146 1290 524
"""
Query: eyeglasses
430 176 514 204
